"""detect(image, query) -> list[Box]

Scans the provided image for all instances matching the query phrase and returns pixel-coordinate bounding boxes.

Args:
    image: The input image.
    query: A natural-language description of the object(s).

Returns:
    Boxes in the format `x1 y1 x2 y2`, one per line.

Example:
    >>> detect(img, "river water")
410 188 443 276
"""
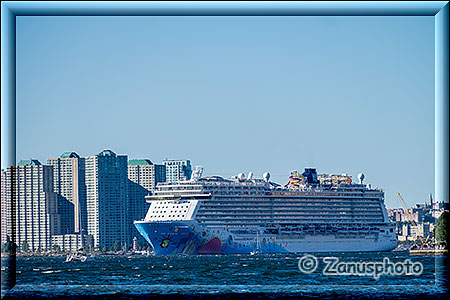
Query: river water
2 251 448 299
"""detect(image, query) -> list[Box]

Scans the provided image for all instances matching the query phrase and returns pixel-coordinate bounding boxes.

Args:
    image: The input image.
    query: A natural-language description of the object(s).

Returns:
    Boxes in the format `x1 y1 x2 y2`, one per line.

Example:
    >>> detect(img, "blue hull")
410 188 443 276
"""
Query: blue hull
134 221 286 255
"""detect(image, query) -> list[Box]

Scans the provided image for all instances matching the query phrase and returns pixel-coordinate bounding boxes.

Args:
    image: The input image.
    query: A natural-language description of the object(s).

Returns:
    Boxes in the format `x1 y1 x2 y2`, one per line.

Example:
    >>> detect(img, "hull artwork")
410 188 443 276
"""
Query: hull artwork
134 220 397 255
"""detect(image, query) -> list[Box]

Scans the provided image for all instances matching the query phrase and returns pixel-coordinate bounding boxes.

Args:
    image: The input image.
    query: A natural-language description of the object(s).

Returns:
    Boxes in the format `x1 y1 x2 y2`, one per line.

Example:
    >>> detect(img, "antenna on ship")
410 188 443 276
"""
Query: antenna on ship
357 173 365 184
263 172 270 182
247 172 253 180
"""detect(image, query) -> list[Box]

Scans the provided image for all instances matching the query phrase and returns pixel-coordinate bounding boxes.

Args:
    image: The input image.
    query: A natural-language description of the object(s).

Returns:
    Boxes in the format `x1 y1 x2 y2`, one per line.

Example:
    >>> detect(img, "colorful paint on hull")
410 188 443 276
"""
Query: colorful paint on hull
134 221 396 255
134 221 288 255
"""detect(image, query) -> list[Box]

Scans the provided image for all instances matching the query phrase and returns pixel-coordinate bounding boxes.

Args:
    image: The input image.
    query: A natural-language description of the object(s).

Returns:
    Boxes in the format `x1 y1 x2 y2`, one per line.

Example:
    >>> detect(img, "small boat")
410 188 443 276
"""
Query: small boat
65 204 88 263
250 231 261 255
65 247 87 263
65 251 87 263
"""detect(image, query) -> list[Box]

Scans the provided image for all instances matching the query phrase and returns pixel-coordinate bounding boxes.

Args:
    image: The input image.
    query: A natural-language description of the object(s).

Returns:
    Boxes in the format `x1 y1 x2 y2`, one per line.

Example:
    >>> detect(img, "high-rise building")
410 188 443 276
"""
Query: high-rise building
127 159 165 246
128 159 166 192
4 168 15 249
85 150 128 249
51 233 94 252
6 160 60 252
1 169 7 244
47 152 86 235
163 159 192 183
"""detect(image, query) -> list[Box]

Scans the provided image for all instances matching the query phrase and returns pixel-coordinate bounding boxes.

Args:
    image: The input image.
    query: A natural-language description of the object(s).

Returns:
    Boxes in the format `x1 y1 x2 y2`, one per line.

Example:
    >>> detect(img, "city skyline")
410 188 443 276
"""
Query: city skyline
5 148 441 210
11 16 435 209
1 150 191 250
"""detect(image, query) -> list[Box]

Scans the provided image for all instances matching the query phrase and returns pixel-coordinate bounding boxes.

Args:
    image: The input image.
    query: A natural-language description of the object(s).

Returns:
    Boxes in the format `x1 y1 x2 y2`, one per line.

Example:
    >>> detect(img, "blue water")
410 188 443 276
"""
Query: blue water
2 251 448 299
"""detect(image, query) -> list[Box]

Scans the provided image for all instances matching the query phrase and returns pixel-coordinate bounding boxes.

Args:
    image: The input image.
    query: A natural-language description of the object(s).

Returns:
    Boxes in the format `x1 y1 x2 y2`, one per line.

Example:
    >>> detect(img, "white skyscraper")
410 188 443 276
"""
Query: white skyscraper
6 160 60 252
163 159 192 183
1 169 7 244
47 152 86 234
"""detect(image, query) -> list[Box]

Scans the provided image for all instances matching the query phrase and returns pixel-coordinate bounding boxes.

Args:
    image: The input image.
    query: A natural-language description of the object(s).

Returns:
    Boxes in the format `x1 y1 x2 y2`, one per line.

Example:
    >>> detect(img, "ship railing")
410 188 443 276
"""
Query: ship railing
145 193 211 202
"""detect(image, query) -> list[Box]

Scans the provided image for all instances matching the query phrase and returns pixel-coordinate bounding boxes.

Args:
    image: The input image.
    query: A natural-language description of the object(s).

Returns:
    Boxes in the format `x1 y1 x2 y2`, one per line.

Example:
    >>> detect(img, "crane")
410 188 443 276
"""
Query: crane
396 192 430 246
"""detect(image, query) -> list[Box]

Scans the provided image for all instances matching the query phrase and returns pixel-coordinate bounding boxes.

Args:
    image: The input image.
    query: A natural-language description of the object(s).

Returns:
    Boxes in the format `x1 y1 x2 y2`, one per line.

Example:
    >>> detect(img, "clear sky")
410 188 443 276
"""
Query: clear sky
12 16 435 208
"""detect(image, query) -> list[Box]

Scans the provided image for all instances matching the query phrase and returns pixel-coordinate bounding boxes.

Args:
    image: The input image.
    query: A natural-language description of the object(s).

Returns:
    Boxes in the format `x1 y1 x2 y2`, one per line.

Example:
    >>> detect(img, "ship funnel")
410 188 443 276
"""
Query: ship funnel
247 172 253 180
238 173 246 182
357 173 365 184
263 172 270 182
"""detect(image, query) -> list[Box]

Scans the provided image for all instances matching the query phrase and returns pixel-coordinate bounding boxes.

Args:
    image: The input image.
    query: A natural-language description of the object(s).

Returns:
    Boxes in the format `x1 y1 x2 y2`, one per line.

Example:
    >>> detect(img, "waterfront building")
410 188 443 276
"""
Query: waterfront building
398 222 434 241
84 150 128 249
1 169 7 244
387 207 424 224
128 159 166 192
388 202 444 242
6 160 60 252
401 208 423 223
47 152 86 235
163 159 192 183
432 201 449 219
51 233 94 252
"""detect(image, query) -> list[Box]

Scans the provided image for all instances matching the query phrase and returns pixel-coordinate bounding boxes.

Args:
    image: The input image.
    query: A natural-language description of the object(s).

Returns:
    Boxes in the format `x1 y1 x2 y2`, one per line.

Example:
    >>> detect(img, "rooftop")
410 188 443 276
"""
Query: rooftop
98 149 116 157
60 152 80 159
128 159 153 166
18 159 41 166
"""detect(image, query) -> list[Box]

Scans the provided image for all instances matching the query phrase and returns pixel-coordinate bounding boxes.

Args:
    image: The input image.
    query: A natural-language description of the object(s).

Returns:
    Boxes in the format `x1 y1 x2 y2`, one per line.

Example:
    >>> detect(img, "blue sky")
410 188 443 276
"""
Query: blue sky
12 16 435 208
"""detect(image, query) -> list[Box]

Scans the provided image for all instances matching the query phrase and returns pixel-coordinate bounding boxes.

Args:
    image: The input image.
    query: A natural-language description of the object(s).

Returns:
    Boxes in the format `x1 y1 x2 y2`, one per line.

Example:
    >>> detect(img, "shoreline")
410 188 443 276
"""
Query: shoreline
409 249 448 256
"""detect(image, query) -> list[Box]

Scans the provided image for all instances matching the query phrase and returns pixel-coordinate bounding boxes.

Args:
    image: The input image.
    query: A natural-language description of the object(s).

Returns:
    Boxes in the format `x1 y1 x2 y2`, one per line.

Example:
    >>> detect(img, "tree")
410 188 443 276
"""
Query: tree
21 240 29 253
1 242 11 253
22 240 30 252
113 240 121 252
433 211 448 243
136 241 143 251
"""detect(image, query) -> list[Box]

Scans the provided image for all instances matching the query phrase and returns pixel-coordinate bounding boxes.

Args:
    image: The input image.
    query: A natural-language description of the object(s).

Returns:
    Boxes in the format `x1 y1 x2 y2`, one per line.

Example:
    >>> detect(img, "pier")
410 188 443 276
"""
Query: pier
409 249 448 256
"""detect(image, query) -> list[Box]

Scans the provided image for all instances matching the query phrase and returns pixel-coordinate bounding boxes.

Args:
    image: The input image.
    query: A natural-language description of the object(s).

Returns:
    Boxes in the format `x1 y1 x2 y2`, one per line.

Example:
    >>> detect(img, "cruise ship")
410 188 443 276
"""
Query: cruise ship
134 167 397 255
